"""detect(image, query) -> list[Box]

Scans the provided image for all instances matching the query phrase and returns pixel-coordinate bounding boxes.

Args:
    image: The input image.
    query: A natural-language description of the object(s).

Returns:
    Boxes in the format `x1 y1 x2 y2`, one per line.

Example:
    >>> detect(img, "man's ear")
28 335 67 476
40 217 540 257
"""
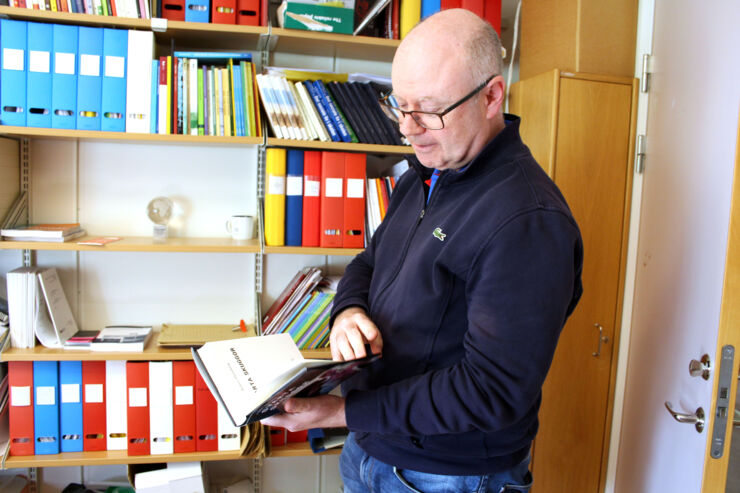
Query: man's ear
484 76 505 118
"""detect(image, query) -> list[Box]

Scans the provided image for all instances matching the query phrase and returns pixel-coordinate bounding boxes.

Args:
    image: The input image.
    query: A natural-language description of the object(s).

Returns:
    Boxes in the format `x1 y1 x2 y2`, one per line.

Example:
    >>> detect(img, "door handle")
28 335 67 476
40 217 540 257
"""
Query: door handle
664 401 705 433
592 323 609 357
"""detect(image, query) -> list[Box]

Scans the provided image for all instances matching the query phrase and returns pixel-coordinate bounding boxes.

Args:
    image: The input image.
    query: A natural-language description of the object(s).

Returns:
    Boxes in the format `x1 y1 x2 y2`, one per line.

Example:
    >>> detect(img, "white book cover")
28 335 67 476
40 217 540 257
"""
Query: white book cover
192 333 379 426
125 30 154 134
296 81 330 142
289 81 318 140
37 268 78 347
255 74 285 139
105 360 128 450
149 361 174 455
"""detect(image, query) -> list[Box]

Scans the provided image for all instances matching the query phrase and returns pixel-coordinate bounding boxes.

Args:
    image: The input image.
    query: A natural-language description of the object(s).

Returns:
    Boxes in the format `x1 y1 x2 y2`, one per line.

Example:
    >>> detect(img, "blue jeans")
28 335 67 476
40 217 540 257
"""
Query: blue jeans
339 432 533 493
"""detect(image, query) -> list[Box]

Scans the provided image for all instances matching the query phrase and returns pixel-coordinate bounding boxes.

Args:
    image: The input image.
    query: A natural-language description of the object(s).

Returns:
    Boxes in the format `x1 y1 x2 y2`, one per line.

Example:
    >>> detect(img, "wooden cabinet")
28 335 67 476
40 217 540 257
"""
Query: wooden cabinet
509 70 637 493
0 6 404 470
520 0 639 80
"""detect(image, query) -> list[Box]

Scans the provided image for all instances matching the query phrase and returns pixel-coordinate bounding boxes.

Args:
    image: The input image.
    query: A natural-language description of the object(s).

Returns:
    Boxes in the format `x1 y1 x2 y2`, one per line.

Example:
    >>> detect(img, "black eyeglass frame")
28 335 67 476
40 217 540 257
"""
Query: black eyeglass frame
378 73 498 130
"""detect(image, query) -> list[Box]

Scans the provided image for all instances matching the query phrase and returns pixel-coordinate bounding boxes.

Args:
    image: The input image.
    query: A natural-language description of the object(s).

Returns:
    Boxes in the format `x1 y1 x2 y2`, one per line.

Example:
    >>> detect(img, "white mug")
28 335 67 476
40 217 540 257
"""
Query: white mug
226 215 254 240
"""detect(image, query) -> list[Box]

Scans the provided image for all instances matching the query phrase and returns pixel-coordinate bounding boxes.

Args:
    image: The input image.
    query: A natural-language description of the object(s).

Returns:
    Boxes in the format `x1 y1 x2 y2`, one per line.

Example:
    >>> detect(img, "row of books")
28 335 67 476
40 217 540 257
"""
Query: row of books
159 52 261 137
0 20 260 137
1 0 151 18
257 72 405 146
7 359 243 456
0 0 404 38
261 267 335 349
1 0 259 25
366 175 398 239
265 149 368 249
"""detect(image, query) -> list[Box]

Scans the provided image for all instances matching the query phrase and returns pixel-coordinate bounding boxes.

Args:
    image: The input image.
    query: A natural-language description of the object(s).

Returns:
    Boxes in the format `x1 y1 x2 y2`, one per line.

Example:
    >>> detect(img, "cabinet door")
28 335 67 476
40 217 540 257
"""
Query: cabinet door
531 77 635 493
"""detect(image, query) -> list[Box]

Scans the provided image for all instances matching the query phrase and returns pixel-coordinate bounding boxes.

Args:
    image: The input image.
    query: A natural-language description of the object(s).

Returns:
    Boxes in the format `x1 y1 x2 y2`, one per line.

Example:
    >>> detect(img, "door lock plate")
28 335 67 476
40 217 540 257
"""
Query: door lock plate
710 345 734 458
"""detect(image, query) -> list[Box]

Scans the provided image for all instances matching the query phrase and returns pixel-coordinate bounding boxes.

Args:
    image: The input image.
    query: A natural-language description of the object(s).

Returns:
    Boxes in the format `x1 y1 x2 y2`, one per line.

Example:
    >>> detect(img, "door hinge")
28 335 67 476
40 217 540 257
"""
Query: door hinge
635 134 646 174
641 54 654 93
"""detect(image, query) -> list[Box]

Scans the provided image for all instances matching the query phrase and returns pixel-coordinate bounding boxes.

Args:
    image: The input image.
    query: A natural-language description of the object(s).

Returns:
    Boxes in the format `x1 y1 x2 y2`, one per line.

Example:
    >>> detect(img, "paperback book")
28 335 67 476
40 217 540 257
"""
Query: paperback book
192 333 379 427
90 325 153 352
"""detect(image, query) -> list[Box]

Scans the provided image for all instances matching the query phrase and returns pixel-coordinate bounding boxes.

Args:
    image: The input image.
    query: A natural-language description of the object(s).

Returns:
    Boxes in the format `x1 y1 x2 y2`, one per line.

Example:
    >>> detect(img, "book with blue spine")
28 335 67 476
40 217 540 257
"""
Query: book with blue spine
313 80 352 143
285 149 304 246
303 81 340 142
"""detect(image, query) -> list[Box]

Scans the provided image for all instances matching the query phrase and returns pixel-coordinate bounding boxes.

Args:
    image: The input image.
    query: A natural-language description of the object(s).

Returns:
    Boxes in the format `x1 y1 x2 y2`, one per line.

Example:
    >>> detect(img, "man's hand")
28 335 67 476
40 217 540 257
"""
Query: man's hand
330 307 383 361
261 395 346 432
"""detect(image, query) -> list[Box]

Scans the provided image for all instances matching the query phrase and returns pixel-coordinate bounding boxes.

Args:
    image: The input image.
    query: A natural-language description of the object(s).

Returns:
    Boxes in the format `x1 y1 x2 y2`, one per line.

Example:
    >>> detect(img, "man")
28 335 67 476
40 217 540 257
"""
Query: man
263 8 583 492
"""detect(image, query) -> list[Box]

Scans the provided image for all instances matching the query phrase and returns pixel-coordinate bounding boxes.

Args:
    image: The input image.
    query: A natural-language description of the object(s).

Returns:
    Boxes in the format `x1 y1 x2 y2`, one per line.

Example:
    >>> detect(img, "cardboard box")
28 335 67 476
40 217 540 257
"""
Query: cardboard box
283 1 354 34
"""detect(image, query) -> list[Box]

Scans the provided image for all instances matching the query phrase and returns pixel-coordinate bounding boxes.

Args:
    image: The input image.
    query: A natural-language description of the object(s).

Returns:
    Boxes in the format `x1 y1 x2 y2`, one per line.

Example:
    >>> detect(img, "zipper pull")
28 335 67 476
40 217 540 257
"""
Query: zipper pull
419 209 425 220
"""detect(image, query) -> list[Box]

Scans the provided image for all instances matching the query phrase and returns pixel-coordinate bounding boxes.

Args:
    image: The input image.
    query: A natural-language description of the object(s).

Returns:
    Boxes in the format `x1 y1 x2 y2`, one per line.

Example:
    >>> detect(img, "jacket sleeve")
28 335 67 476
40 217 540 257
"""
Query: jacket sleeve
344 209 583 436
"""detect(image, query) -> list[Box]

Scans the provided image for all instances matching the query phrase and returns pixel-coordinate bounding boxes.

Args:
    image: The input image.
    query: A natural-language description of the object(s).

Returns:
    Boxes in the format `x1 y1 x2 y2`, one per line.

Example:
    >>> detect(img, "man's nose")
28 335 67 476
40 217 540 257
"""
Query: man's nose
399 114 425 137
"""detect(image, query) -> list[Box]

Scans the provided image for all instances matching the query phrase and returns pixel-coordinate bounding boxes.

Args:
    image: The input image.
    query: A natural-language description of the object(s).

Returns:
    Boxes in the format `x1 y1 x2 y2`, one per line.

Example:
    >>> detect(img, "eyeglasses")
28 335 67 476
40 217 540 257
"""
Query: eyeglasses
378 74 498 130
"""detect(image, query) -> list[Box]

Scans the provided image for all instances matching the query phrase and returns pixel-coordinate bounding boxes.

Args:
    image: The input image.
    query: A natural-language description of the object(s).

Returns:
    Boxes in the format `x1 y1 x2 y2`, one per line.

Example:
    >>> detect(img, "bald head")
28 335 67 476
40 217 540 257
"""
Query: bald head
395 9 503 87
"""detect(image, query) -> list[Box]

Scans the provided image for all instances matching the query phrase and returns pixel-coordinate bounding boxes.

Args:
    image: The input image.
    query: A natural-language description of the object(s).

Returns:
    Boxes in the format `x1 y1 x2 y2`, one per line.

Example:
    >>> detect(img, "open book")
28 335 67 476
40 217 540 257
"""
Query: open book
191 333 379 427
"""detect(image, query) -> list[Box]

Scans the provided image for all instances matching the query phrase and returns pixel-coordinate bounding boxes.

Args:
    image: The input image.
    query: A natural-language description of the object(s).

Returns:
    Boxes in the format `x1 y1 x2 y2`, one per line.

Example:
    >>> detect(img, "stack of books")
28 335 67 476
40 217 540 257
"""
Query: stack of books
261 267 336 349
0 223 85 242
256 70 406 146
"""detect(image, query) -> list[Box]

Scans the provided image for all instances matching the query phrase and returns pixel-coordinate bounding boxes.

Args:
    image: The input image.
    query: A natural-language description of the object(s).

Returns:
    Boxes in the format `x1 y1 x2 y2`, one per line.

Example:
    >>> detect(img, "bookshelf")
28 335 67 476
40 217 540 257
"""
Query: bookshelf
0 236 261 253
0 5 398 479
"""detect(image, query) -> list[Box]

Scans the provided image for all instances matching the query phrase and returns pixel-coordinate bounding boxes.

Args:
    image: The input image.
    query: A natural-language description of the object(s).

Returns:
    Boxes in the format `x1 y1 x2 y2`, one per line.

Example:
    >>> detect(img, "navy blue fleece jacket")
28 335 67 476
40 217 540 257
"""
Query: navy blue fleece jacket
332 115 583 475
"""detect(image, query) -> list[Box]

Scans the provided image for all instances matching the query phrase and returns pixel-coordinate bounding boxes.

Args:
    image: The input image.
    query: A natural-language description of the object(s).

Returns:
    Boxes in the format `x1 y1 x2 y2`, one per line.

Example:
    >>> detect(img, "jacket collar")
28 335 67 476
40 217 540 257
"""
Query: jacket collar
410 114 524 184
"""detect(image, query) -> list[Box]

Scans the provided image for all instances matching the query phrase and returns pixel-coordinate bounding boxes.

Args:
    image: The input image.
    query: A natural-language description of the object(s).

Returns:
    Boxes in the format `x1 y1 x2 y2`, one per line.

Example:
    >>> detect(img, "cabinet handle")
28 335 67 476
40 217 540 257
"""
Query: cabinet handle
592 323 609 357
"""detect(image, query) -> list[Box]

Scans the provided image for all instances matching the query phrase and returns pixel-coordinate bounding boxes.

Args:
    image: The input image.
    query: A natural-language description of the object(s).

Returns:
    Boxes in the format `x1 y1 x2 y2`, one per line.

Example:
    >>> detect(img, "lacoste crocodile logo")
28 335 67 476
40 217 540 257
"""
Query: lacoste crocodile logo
433 227 446 241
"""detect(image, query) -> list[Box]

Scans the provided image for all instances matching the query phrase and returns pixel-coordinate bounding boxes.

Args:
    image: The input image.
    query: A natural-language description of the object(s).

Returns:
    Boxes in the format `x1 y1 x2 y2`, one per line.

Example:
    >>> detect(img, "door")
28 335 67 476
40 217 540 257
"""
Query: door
530 74 635 493
614 1 740 491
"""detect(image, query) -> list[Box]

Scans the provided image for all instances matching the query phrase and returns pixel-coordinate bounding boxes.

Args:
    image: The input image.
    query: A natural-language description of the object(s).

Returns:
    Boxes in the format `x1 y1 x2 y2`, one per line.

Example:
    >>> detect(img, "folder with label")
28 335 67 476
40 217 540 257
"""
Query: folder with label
195 370 217 452
1 19 28 126
173 361 196 453
101 28 127 133
51 24 78 130
76 26 103 131
320 151 345 248
212 0 237 24
33 360 60 455
302 150 322 247
265 147 286 246
82 360 107 451
125 30 154 134
9 361 34 456
105 360 128 450
126 361 150 455
285 149 304 246
185 0 209 22
26 22 53 128
59 360 83 453
236 0 259 25
217 404 240 451
162 0 185 20
149 361 174 455
343 153 366 248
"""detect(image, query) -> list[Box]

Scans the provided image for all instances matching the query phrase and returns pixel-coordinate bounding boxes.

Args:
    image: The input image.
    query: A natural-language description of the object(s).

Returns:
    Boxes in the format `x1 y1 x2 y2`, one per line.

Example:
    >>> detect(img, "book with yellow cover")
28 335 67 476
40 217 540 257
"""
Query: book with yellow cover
265 148 286 246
